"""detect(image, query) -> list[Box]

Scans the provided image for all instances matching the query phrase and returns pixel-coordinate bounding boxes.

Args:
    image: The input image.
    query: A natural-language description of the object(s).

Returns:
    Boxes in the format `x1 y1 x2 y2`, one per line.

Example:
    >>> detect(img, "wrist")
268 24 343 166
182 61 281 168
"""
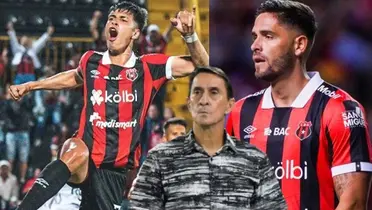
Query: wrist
182 32 198 44
26 81 35 91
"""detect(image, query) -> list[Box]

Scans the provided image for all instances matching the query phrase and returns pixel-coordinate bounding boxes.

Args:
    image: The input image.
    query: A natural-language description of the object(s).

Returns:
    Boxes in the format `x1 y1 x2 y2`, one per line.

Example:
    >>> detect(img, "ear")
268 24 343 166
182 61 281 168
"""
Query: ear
162 135 167 142
132 28 141 40
187 97 192 112
225 98 236 115
294 35 308 57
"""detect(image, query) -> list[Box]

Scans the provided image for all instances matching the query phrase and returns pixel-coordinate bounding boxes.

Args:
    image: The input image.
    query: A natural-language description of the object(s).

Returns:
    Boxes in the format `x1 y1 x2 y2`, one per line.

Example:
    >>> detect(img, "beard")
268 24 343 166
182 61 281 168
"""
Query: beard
255 48 296 82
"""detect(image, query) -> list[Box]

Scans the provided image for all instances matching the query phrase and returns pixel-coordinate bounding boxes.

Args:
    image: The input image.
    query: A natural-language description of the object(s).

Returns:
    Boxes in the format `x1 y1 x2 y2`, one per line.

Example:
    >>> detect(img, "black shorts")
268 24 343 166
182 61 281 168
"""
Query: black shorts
69 159 137 210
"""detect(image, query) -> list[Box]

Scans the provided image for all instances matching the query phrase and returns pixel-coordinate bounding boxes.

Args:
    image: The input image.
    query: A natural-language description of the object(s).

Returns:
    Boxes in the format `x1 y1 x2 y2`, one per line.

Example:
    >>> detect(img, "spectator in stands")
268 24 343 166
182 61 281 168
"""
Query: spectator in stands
140 104 163 164
163 107 175 121
0 87 6 161
162 117 187 142
32 65 62 142
0 48 8 79
0 160 18 210
138 23 174 55
89 10 107 52
3 85 34 184
6 22 54 85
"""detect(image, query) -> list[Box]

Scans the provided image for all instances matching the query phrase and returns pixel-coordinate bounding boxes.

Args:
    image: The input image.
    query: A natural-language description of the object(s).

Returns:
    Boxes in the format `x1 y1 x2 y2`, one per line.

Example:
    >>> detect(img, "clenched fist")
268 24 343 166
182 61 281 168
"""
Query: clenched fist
8 83 31 101
170 6 196 36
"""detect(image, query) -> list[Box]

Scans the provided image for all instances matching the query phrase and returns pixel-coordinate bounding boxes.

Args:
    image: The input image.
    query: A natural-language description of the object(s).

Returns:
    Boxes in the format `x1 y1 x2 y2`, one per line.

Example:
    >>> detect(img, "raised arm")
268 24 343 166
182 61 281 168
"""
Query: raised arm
32 26 54 53
7 22 22 54
8 68 83 101
168 6 209 78
90 10 102 40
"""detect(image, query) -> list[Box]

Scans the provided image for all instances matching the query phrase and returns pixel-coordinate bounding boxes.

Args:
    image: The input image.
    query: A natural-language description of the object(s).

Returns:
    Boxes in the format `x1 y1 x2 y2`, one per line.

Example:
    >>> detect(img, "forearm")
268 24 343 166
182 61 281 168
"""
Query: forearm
185 34 209 66
7 30 21 53
28 69 82 91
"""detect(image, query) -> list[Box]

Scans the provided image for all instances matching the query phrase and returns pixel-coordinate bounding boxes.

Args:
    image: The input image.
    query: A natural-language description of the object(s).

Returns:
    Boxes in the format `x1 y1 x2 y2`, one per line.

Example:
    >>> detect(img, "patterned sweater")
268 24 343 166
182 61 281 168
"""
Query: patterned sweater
129 131 287 210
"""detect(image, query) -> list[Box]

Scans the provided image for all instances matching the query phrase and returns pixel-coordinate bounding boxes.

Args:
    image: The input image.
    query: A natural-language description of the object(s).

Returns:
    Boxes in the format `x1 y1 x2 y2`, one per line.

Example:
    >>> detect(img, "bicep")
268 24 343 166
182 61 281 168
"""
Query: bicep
333 172 371 200
74 68 84 85
171 56 195 78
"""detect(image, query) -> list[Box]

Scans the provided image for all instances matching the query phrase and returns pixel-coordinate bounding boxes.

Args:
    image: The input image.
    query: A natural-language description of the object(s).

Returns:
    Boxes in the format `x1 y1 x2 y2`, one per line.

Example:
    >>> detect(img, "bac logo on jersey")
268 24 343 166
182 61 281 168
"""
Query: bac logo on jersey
126 68 138 81
295 121 312 140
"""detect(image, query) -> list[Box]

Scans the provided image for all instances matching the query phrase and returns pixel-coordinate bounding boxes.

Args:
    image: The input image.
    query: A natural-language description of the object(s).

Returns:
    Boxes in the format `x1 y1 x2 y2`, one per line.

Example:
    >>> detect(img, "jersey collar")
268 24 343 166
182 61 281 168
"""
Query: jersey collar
262 71 324 109
102 51 137 68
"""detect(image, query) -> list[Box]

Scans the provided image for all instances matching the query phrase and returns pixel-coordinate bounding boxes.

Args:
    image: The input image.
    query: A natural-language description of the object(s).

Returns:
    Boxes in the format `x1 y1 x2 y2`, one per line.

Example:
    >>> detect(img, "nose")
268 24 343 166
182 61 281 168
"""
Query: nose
198 92 210 106
110 19 118 26
251 37 262 53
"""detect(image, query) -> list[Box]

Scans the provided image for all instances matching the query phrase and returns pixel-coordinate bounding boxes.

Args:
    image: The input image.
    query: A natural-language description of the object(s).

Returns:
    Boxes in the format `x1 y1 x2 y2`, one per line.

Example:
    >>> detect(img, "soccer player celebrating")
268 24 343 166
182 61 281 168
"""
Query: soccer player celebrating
9 1 208 210
226 1 372 209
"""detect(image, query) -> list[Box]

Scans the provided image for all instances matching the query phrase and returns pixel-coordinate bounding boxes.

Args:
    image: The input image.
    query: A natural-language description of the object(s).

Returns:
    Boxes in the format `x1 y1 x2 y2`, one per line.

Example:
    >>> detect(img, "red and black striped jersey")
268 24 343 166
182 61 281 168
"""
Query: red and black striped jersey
76 50 174 170
226 72 372 210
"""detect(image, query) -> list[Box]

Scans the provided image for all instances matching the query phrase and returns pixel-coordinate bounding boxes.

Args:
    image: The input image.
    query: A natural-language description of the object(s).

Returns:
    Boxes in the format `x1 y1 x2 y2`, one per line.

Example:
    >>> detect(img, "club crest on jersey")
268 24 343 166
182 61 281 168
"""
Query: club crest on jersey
295 121 312 140
126 68 138 81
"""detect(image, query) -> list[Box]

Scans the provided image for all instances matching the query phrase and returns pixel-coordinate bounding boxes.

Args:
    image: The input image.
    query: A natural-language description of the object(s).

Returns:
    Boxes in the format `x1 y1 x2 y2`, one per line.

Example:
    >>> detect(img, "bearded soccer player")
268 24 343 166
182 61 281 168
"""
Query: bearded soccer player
9 1 208 210
226 1 372 209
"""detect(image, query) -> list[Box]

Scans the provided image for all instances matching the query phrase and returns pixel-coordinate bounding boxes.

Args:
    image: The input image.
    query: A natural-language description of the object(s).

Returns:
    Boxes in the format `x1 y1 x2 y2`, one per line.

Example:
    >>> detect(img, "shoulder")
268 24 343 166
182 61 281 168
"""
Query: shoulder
232 88 266 112
319 82 365 122
140 53 170 64
79 50 102 63
319 82 363 111
231 136 269 161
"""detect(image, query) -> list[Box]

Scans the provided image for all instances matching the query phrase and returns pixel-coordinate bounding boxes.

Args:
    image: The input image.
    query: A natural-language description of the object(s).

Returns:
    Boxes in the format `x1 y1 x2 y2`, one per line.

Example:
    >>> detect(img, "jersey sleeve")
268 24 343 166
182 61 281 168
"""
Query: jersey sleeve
226 113 235 136
76 51 94 80
325 100 372 177
141 53 175 90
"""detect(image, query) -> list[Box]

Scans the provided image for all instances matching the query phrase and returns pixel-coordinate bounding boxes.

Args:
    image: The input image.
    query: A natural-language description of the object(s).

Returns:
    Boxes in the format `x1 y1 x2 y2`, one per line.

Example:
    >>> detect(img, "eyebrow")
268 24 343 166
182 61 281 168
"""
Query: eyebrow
108 14 128 19
252 30 275 36
192 86 220 91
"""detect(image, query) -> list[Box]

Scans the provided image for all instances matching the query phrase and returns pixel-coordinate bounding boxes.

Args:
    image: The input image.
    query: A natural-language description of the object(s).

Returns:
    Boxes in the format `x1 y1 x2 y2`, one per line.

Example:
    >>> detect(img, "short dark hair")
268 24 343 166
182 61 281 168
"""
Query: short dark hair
163 118 187 133
109 1 148 31
189 66 234 99
256 0 318 45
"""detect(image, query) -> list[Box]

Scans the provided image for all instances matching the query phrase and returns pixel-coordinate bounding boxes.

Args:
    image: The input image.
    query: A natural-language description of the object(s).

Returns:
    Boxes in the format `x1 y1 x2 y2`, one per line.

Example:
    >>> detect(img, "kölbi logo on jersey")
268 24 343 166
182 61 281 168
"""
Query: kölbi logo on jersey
90 89 138 105
274 160 308 180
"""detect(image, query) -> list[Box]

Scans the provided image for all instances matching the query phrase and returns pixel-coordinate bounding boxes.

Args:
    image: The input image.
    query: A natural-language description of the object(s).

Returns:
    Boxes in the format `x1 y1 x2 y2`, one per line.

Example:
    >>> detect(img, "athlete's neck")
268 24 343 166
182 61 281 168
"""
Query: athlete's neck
109 44 133 67
271 65 310 107
193 121 225 156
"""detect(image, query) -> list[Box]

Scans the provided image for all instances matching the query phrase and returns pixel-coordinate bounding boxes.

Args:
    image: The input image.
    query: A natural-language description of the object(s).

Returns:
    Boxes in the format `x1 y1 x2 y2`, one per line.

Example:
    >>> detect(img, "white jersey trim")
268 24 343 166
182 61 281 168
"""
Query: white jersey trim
262 72 324 109
331 162 372 177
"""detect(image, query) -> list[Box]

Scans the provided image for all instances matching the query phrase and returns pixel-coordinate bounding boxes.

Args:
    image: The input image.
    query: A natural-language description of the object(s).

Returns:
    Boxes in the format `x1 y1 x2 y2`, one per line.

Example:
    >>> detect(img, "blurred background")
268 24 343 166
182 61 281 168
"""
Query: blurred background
0 0 209 208
210 0 372 135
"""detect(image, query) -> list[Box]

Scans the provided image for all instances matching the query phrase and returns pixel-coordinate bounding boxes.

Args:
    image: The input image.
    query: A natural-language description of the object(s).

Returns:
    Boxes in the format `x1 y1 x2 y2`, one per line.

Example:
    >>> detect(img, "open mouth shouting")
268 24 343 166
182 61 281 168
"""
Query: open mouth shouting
108 27 118 41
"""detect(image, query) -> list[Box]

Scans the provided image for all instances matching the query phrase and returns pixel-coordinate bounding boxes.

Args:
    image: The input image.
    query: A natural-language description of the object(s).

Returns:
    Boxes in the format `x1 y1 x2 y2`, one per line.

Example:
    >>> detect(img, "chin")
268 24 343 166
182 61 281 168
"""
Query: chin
255 69 279 82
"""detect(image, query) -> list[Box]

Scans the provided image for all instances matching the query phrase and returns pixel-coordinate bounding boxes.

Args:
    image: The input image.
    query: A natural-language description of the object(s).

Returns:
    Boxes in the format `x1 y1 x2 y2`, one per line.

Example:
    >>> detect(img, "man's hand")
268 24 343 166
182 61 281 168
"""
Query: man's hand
93 10 102 19
47 26 55 36
7 21 14 31
8 83 31 101
170 6 196 36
